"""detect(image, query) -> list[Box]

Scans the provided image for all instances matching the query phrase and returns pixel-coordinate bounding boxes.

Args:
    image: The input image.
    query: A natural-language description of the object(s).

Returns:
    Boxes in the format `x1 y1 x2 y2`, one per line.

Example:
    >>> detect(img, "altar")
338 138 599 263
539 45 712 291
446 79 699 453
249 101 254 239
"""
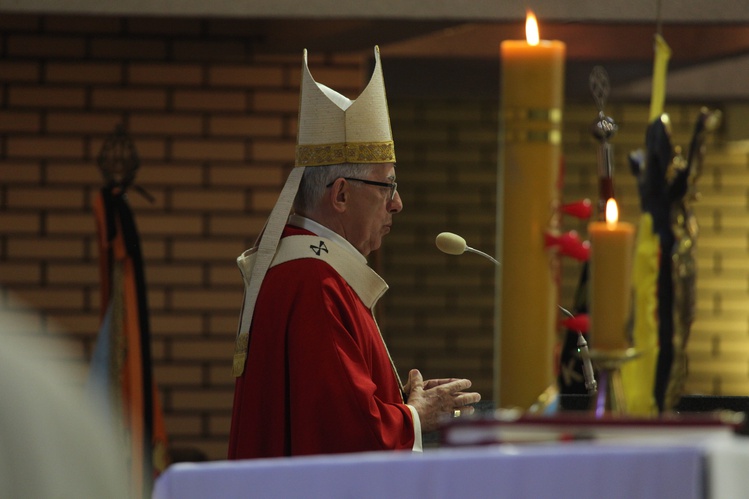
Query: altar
154 437 740 499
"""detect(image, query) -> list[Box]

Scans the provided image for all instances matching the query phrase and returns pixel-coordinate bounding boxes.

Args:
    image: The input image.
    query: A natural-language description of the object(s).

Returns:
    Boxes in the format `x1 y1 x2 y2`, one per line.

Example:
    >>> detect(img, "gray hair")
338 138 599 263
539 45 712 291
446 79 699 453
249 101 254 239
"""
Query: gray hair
293 163 376 213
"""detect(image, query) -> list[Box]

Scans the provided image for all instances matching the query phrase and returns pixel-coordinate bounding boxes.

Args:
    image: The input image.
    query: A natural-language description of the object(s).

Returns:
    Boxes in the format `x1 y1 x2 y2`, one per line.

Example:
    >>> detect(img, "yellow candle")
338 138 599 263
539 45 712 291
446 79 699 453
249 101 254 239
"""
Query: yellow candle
588 199 635 351
497 11 565 409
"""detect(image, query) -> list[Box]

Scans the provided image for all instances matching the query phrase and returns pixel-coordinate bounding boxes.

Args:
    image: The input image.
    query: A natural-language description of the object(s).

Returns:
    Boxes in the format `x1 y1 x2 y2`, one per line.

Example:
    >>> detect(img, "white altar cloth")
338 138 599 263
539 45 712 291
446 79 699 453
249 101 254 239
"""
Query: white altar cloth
154 443 704 499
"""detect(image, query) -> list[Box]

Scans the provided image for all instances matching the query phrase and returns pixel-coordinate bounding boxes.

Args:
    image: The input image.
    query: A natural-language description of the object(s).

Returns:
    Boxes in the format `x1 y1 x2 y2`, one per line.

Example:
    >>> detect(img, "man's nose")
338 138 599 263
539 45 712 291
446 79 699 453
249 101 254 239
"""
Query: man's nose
389 190 403 213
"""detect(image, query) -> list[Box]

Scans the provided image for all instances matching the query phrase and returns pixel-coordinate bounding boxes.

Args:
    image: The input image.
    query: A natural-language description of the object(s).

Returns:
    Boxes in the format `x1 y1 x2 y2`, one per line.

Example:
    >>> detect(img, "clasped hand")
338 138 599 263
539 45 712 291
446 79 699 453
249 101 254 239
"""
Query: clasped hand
404 369 481 433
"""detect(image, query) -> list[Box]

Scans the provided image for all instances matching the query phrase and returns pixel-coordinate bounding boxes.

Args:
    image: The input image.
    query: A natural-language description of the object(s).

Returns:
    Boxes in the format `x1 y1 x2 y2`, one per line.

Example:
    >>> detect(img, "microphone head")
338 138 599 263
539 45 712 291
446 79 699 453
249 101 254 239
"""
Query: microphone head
435 232 467 255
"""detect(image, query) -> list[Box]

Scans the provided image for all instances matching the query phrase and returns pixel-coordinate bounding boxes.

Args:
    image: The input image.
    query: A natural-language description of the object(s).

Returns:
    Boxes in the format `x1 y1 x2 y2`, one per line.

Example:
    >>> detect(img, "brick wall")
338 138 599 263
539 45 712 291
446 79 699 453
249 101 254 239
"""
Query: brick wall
0 13 364 460
2 13 748 461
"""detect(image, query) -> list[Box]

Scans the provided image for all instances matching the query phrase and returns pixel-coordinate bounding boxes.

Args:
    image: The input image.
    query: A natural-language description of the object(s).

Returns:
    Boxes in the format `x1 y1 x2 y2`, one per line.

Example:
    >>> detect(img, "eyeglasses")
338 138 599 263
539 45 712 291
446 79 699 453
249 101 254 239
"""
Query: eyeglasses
326 177 398 201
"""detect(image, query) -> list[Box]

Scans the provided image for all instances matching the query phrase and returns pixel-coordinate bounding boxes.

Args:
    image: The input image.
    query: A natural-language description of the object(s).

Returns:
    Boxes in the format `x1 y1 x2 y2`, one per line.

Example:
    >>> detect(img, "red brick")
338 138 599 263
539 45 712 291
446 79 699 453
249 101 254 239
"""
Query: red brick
89 136 167 162
0 62 40 82
250 190 281 211
92 88 167 110
252 90 299 113
250 140 295 162
46 162 100 184
171 40 245 62
171 338 235 360
172 140 245 162
7 237 86 260
150 313 204 335
174 90 246 112
129 64 203 86
0 212 41 233
146 289 167 311
206 263 243 285
171 241 243 261
149 314 203 336
0 262 41 283
133 163 203 186
46 112 123 134
91 38 167 60
0 161 41 184
123 187 167 211
171 189 245 211
207 313 238 336
207 365 235 387
146 264 203 286
209 66 284 87
48 312 100 335
163 414 203 436
0 111 41 132
7 137 84 160
46 213 95 234
9 86 86 109
138 239 168 261
170 387 234 411
153 364 203 385
7 35 86 58
129 114 203 135
46 62 122 84
46 262 98 285
209 116 283 137
208 414 232 435
11 288 86 310
208 214 265 237
208 164 284 187
136 214 203 236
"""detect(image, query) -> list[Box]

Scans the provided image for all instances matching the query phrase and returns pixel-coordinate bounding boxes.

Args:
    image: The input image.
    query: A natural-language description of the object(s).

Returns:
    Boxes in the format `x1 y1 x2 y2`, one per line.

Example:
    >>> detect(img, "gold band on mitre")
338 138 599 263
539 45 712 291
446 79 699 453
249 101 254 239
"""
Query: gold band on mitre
296 140 396 167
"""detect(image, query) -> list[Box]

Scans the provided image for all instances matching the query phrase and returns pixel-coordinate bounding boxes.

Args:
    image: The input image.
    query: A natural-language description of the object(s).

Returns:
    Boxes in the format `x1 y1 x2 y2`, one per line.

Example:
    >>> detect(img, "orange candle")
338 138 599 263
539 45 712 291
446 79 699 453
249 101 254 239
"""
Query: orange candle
588 198 635 351
497 11 565 409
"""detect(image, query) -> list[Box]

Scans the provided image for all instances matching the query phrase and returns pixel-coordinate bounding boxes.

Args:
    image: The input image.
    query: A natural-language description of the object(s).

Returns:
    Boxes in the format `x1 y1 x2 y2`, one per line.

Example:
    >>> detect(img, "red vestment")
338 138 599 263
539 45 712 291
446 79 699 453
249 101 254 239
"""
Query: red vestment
228 225 415 458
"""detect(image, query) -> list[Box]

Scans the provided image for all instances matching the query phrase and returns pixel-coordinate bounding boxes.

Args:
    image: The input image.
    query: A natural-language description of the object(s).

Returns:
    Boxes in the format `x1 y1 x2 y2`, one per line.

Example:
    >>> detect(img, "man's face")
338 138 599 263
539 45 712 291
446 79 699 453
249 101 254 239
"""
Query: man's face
343 163 403 256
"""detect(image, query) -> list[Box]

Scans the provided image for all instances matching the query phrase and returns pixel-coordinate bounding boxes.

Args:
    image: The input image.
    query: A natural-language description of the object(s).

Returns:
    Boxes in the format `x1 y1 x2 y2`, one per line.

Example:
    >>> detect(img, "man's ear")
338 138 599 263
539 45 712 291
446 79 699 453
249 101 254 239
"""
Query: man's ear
328 178 348 213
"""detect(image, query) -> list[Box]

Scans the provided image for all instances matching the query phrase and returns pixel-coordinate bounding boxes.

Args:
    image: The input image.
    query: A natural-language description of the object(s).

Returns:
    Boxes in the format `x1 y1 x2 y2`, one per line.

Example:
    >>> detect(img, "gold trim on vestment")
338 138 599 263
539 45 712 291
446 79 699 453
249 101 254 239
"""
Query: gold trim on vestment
295 141 396 167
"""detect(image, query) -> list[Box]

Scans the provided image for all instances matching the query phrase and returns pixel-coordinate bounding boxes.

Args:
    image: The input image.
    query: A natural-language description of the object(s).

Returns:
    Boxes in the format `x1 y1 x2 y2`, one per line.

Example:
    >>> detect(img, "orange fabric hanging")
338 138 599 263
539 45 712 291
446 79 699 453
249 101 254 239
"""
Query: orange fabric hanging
90 188 169 498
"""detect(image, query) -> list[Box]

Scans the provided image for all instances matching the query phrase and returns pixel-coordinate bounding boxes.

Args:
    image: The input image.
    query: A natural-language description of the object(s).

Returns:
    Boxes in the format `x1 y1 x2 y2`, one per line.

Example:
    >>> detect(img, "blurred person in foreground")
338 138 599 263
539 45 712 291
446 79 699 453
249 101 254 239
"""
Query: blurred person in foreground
228 46 480 459
0 295 129 498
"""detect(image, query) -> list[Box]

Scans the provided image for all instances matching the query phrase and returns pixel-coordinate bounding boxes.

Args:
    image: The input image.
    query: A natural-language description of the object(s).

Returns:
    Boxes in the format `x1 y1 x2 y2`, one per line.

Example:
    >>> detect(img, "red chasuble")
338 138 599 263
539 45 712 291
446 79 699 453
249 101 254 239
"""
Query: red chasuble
228 226 415 458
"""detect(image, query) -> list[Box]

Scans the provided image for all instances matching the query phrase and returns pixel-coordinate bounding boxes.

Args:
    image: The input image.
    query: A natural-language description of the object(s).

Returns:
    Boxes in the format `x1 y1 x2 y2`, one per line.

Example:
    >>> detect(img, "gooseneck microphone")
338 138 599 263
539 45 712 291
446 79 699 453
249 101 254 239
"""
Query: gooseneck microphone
435 231 597 395
435 232 500 266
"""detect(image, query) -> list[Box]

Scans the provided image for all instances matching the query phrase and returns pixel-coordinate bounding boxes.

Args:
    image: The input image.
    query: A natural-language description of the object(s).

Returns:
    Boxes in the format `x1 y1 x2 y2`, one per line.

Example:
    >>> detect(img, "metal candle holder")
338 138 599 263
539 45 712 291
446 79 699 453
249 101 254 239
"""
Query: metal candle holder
588 348 639 417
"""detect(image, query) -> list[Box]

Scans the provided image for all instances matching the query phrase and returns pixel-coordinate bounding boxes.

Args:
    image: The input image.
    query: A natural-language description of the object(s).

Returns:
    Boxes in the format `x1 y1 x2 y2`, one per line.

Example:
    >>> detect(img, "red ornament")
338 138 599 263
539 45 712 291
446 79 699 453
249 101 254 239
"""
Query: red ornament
561 199 593 219
544 231 590 262
561 313 589 333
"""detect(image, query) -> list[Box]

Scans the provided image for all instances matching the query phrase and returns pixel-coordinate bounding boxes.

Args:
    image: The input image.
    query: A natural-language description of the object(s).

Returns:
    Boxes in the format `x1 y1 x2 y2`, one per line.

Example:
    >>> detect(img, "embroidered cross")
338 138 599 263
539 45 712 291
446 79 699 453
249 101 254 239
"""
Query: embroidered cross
310 241 328 256
560 357 583 386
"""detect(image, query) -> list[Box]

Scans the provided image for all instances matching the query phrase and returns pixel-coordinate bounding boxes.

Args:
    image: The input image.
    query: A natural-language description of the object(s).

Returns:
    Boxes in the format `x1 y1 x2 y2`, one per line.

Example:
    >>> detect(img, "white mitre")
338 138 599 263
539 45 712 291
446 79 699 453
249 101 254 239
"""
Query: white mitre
296 45 396 167
232 46 395 377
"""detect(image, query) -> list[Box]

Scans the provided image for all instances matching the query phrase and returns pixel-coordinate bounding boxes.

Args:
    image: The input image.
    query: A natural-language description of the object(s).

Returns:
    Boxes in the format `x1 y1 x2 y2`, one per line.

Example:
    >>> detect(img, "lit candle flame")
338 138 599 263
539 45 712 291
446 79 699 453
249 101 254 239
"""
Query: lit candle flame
525 11 540 46
605 198 619 225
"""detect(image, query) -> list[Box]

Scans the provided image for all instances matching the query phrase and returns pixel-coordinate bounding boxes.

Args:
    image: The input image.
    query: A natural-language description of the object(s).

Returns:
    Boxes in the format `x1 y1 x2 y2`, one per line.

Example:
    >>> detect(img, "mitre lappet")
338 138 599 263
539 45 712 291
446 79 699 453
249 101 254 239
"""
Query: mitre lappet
232 46 396 376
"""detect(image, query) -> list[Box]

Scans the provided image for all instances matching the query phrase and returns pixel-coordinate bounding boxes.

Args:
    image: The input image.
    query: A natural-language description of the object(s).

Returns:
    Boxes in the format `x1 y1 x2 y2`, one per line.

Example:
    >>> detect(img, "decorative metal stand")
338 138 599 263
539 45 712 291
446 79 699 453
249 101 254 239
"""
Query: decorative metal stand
588 348 639 417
